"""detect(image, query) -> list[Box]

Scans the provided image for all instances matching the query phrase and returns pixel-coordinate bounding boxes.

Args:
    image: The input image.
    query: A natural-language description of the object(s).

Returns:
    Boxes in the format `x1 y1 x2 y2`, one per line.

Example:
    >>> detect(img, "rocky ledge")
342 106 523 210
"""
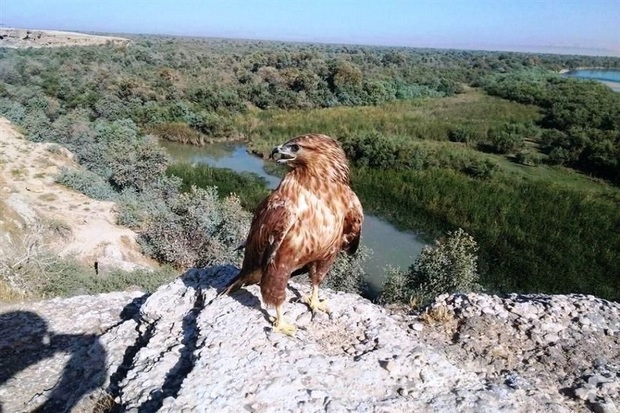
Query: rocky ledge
0 266 618 412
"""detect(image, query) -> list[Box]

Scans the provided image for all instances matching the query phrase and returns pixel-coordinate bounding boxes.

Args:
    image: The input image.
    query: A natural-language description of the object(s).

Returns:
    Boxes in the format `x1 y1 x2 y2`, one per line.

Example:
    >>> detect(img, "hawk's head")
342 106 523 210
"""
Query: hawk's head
271 134 350 183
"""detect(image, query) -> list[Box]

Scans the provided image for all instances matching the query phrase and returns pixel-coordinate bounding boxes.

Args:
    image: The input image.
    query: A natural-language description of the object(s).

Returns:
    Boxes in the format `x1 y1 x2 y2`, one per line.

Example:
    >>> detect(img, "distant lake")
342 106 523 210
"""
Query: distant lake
161 141 427 295
564 69 620 92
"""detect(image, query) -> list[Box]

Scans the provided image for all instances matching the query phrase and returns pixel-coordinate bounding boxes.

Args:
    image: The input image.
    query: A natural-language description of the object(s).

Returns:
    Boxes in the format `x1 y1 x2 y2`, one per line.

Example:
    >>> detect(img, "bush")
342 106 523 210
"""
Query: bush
514 150 543 166
380 228 481 305
56 167 117 201
448 126 483 145
138 186 251 269
116 187 170 231
323 246 371 295
340 131 399 169
461 158 499 179
148 122 205 145
484 123 526 154
380 266 411 304
107 135 170 192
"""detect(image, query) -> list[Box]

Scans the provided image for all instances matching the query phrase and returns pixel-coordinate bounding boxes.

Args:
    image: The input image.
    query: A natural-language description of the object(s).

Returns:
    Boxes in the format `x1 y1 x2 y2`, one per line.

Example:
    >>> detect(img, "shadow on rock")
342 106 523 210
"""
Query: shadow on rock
181 265 270 322
128 266 271 413
0 310 106 413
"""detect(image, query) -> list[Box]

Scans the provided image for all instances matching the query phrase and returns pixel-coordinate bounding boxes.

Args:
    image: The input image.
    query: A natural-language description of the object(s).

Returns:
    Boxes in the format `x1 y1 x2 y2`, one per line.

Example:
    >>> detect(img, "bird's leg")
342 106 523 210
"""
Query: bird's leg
272 304 296 336
302 284 330 314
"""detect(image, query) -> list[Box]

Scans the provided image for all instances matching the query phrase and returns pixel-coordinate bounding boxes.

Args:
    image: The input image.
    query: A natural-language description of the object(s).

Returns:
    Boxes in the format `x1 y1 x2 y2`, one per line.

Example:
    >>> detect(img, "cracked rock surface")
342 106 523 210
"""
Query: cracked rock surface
1 266 618 412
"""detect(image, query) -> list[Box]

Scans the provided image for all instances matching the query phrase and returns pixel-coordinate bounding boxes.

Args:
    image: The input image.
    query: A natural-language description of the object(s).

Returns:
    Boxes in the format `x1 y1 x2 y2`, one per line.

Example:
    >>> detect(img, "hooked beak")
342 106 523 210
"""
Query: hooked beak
270 144 296 164
270 145 281 159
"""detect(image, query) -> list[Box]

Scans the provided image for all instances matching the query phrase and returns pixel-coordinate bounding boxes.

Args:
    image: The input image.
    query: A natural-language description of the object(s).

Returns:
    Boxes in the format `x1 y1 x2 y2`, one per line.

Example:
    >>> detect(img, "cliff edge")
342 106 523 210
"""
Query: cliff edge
1 266 618 412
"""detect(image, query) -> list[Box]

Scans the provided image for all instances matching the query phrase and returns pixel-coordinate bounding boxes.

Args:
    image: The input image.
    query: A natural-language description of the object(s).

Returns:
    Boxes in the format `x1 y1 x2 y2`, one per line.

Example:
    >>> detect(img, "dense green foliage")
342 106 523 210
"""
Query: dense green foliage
234 90 541 151
483 71 620 183
381 228 480 305
0 36 617 143
234 88 620 301
0 35 619 300
353 168 620 299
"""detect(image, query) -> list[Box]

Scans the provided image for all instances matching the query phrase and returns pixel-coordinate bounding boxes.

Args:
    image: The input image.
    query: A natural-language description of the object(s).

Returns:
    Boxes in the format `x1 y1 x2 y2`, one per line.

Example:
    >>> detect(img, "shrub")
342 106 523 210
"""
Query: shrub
484 123 526 154
107 135 170 192
380 228 481 305
448 126 483 145
461 159 499 179
340 131 398 169
380 266 411 304
187 111 234 138
56 167 117 201
138 186 251 269
148 122 205 145
115 187 171 231
414 228 480 296
323 246 371 295
514 150 543 166
0 98 27 123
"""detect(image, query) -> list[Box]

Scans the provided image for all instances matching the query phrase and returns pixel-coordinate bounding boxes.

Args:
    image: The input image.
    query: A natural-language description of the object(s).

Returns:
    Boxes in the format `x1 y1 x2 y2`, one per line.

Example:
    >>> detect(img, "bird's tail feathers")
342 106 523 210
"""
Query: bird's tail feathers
217 273 244 297
218 269 261 297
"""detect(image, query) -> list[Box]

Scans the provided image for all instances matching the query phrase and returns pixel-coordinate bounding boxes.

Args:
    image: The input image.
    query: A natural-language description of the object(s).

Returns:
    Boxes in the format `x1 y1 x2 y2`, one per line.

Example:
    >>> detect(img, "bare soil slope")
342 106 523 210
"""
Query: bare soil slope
0 117 154 274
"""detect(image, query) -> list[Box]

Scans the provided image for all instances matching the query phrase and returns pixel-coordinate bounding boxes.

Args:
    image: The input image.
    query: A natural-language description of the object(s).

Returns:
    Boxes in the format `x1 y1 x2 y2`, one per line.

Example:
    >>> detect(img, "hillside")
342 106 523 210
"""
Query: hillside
1 266 618 412
0 116 155 297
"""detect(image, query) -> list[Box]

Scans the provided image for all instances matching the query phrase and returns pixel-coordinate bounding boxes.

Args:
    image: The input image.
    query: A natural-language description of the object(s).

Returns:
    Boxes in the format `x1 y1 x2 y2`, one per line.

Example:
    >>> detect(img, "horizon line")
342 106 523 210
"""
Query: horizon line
3 25 620 58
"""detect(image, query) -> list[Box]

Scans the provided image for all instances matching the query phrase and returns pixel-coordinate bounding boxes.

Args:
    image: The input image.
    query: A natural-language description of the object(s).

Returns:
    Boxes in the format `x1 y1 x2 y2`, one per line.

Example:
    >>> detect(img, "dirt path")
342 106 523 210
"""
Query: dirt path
0 117 155 271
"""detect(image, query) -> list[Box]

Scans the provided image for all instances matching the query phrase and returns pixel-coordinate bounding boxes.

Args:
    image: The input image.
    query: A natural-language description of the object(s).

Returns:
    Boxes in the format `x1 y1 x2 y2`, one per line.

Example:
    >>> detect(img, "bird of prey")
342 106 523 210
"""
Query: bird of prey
220 134 363 335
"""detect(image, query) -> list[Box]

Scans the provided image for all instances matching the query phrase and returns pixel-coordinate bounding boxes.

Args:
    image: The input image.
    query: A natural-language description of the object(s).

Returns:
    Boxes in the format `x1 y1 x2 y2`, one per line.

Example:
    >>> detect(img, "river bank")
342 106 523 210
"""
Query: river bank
562 68 620 91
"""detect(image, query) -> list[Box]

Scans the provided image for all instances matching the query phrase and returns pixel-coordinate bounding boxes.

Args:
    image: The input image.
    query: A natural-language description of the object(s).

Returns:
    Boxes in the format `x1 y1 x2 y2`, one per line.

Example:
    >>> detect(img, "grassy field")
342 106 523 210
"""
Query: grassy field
235 89 541 151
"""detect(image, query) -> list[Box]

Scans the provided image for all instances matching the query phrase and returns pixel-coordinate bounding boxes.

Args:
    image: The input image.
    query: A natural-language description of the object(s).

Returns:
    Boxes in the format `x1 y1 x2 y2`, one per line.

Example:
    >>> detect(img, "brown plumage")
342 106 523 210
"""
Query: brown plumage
220 134 363 334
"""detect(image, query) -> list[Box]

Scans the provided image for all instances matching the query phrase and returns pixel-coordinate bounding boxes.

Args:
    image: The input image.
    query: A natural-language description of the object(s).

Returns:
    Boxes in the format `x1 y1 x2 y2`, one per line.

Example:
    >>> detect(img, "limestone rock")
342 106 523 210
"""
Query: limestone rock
0 291 145 413
1 267 619 412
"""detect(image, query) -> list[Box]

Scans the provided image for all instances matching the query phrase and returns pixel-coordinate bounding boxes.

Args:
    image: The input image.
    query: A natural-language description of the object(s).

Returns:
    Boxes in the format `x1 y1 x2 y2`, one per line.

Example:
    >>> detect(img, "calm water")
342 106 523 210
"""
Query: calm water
161 141 426 292
564 69 620 92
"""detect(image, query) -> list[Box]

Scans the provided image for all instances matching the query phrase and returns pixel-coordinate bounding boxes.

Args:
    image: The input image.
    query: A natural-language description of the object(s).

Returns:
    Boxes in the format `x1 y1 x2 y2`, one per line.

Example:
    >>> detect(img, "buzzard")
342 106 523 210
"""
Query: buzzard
220 134 363 335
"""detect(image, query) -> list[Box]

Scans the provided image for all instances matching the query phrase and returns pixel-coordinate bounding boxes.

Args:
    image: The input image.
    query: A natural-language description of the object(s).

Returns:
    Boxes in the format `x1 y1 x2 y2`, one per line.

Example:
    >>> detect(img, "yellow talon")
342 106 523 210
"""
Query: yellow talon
273 318 297 336
302 285 330 314
272 305 296 336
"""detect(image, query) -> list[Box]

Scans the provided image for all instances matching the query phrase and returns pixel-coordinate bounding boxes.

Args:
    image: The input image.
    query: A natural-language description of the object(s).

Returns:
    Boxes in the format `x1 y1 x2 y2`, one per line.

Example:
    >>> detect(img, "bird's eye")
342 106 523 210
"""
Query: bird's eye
289 144 300 152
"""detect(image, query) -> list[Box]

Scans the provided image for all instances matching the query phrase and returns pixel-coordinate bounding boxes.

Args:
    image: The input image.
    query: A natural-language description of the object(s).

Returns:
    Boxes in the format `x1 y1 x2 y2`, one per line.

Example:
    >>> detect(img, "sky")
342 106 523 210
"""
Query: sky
1 0 619 56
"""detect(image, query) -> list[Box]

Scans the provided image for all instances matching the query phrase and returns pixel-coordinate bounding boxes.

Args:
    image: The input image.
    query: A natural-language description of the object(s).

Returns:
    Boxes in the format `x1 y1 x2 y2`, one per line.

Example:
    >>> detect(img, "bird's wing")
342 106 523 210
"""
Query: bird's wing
221 193 295 296
248 193 296 269
342 189 363 255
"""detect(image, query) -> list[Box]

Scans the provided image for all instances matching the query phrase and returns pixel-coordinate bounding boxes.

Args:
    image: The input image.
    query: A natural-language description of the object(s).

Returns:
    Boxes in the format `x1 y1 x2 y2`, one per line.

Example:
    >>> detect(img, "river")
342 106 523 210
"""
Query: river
161 141 426 293
563 69 620 92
